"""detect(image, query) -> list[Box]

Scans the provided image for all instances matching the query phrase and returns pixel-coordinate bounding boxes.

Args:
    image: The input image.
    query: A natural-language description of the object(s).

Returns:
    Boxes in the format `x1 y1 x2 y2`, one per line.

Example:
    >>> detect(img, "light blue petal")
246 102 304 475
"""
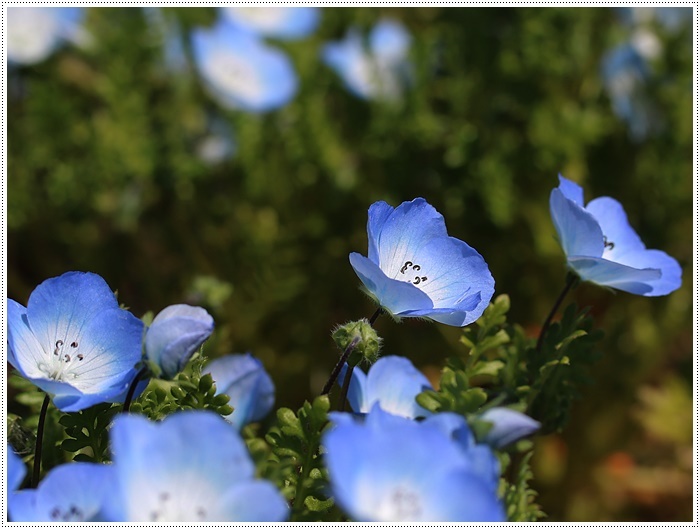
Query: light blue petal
16 463 112 522
364 356 432 418
607 249 681 296
192 21 297 113
7 445 26 491
7 298 43 378
338 362 367 413
106 412 256 521
585 197 646 261
370 19 411 62
419 470 506 521
146 304 214 379
367 201 395 264
557 174 585 206
216 481 289 521
349 252 433 315
568 256 660 294
550 188 605 258
9 491 39 522
204 353 275 429
222 7 319 40
480 407 541 448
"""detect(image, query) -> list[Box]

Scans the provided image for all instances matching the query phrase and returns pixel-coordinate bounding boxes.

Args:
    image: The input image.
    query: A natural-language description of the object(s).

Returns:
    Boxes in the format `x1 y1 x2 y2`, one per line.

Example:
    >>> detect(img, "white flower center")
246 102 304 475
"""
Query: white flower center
225 7 290 32
49 504 87 522
203 49 265 105
376 485 422 521
398 260 428 286
36 339 85 382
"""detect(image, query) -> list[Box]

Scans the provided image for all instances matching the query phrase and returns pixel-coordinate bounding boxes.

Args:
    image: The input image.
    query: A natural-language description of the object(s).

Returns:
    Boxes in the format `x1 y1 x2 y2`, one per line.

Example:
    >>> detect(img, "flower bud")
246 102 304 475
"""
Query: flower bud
144 304 214 379
332 319 382 366
478 407 541 448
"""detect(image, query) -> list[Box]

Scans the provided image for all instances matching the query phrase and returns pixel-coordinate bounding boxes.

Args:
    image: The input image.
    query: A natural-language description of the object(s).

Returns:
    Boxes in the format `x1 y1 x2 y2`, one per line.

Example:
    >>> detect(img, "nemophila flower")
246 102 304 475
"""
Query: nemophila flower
338 355 432 419
478 407 541 449
9 463 112 522
322 19 412 101
550 175 682 296
204 353 275 429
7 272 144 412
102 411 288 522
324 406 505 522
7 7 84 65
7 445 26 492
221 7 320 40
349 198 495 326
192 19 297 112
144 304 214 379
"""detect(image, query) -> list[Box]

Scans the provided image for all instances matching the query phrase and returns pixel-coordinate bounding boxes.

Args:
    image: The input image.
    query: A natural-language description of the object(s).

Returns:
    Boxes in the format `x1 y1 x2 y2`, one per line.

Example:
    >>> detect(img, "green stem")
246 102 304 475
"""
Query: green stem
535 272 577 354
32 394 50 488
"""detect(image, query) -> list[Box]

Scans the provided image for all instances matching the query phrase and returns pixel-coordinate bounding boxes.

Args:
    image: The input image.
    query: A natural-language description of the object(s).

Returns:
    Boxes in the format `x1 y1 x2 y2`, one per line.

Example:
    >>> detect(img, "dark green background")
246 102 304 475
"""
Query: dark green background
7 7 693 521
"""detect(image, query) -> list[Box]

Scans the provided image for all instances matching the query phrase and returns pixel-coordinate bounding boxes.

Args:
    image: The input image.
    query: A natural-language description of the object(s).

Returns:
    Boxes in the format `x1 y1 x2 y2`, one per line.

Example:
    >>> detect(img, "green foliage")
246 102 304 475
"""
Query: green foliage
503 452 545 522
265 396 338 522
59 403 119 462
130 354 233 420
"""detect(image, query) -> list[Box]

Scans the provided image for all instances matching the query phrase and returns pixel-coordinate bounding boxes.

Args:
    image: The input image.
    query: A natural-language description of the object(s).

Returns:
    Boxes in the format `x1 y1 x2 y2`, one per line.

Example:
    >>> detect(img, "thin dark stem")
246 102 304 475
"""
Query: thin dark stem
338 364 354 412
368 307 383 326
535 273 577 354
320 336 360 395
32 394 50 488
122 366 148 413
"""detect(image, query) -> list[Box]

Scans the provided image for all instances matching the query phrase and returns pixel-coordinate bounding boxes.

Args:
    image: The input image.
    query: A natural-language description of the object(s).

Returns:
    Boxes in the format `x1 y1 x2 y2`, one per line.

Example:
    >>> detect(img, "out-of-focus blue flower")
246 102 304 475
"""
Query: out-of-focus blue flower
324 406 505 522
192 19 297 113
204 353 275 429
550 175 682 296
103 411 288 522
349 198 495 326
9 463 112 522
7 272 144 412
322 19 412 101
144 304 214 379
7 445 26 492
221 7 320 40
479 407 541 449
338 355 432 419
7 7 84 65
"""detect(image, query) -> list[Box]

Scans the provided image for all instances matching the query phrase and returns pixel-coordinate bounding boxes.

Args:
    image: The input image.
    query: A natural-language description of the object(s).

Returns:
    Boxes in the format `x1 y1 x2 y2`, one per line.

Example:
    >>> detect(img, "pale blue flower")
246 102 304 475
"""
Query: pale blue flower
479 407 541 449
349 198 495 326
103 411 288 522
7 7 84 65
192 19 297 112
9 463 112 522
221 7 320 40
550 175 682 296
7 272 144 412
144 304 214 379
204 353 275 429
7 445 26 492
338 355 432 419
322 19 411 101
324 406 505 522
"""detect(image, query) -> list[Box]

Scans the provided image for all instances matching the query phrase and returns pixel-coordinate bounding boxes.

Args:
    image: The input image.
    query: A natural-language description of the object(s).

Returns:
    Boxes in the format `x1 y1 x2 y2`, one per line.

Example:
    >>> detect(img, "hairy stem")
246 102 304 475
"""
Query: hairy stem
32 394 50 488
535 273 577 354
338 364 354 412
320 336 360 395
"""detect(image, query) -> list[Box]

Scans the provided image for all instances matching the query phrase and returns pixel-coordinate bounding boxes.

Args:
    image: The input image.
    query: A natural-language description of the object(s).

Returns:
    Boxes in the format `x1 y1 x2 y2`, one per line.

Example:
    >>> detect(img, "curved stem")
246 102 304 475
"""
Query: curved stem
368 307 383 326
122 366 148 413
338 364 355 412
32 394 50 488
535 273 577 354
320 336 360 395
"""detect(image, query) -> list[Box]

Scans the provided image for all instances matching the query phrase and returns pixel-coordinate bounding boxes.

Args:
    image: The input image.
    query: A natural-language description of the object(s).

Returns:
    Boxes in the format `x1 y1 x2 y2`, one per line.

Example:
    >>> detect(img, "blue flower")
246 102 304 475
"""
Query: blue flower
7 7 84 65
7 445 26 492
324 406 505 522
9 462 112 522
221 7 320 40
478 407 541 449
349 198 495 326
338 355 432 419
322 19 412 101
192 19 297 113
7 272 144 412
550 175 682 296
204 353 275 429
103 411 288 522
144 304 214 379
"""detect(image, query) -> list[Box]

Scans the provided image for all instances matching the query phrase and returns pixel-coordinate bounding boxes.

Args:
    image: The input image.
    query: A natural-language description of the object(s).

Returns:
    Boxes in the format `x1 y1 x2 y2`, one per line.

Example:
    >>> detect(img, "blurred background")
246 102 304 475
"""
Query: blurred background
6 6 693 521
